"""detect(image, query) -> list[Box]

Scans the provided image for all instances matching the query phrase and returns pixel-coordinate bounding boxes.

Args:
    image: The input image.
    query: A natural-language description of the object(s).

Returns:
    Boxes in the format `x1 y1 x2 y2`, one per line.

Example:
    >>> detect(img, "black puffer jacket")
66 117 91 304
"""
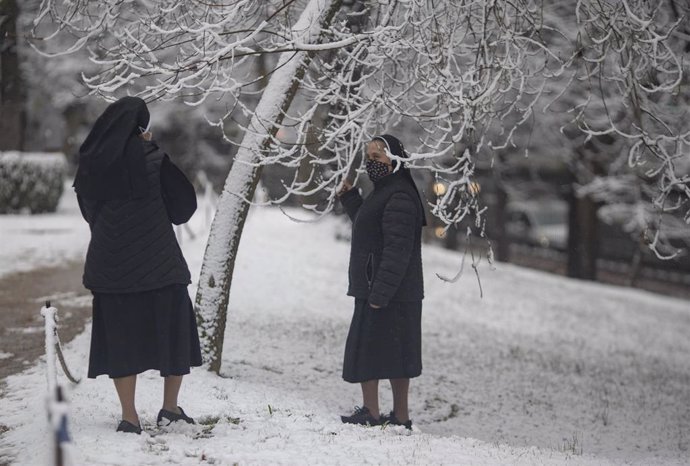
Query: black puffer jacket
77 141 195 293
340 171 424 307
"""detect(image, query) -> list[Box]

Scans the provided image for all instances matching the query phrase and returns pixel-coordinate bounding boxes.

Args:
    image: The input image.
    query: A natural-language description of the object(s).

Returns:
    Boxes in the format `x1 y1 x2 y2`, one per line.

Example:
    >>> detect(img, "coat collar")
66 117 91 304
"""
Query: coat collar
372 168 405 190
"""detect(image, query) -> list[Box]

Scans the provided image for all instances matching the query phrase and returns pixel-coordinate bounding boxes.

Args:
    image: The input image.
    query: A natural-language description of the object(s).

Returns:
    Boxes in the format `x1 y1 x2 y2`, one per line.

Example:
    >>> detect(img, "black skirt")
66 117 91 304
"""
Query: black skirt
342 299 422 383
88 284 202 379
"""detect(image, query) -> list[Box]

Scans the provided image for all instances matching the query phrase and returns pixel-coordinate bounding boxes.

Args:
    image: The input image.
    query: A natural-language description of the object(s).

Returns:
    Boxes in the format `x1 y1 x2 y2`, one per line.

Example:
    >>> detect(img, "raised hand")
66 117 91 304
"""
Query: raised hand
337 180 353 196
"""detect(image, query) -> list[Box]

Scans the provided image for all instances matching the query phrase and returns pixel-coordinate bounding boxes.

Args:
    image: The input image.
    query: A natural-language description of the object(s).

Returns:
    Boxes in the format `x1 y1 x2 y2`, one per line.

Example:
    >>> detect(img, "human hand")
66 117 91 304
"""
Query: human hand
337 180 353 196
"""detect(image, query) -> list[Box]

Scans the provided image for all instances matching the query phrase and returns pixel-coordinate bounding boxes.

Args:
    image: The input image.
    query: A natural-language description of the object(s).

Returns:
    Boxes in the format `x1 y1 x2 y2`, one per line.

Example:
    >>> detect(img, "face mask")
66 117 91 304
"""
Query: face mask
366 159 390 182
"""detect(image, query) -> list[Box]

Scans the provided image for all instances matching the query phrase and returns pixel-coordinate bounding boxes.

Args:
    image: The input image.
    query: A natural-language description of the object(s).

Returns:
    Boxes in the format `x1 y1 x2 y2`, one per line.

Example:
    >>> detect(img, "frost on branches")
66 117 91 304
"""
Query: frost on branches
33 0 689 371
545 1 690 260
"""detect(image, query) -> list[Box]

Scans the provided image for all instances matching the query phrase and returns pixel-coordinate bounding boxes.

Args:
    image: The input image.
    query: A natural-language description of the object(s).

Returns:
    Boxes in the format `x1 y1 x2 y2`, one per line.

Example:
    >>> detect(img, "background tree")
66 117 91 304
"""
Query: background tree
0 0 25 150
496 0 690 278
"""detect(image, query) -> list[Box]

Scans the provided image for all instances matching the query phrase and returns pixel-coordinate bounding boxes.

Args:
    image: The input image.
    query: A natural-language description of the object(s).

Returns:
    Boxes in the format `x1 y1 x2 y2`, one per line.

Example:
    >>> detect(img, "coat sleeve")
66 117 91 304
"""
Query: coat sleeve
77 194 91 223
76 193 101 225
160 155 197 225
339 188 363 221
368 192 417 308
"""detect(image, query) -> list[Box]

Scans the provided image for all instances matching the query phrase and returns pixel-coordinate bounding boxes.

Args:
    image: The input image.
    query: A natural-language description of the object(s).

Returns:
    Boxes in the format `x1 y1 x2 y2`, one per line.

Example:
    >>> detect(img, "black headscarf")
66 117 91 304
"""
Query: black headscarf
73 96 150 200
372 134 428 226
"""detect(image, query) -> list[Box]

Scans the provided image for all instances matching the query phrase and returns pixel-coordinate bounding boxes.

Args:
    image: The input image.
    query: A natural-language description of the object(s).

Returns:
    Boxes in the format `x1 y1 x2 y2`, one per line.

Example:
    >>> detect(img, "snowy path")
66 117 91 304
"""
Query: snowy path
1 192 689 465
0 261 90 380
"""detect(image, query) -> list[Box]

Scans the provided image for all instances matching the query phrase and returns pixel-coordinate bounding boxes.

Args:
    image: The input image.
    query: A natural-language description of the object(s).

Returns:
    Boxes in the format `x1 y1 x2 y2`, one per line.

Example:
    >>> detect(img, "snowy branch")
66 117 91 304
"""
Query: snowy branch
32 0 690 257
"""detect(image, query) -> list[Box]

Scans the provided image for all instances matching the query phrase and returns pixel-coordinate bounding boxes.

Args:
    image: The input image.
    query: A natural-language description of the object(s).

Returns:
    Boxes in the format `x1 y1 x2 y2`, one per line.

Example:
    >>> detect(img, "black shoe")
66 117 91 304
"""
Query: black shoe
340 406 382 426
116 420 142 434
157 406 195 427
382 411 412 430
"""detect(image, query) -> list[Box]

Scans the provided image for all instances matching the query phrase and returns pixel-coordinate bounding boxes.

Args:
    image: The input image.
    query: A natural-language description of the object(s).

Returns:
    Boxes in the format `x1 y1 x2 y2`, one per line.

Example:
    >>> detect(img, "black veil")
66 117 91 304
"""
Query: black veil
373 134 428 226
73 96 150 200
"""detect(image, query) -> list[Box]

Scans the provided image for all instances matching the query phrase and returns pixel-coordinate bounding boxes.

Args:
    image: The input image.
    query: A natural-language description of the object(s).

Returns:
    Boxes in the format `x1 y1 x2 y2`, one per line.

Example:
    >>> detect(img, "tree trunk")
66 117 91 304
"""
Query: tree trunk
566 187 577 278
492 184 509 262
0 0 25 150
62 102 87 164
578 195 599 280
194 0 342 374
566 188 599 280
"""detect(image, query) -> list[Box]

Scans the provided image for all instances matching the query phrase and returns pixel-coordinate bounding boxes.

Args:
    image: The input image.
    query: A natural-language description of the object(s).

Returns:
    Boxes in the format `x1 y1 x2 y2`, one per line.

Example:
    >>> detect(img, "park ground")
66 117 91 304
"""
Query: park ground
0 188 689 465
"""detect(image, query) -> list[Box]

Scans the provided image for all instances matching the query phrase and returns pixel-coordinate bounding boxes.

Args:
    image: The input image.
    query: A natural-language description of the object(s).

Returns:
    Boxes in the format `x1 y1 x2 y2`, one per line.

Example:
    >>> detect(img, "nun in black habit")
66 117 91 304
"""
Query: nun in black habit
337 134 426 430
75 96 202 434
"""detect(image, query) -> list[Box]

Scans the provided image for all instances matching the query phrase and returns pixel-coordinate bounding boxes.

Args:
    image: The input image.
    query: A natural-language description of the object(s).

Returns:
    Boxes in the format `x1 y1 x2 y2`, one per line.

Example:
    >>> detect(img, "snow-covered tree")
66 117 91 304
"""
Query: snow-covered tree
32 0 689 372
570 0 690 263
527 0 690 276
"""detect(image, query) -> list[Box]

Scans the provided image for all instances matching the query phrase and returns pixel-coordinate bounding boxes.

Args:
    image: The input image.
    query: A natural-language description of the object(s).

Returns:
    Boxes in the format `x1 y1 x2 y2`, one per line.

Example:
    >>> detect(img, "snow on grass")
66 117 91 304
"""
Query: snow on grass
0 183 90 278
1 190 689 465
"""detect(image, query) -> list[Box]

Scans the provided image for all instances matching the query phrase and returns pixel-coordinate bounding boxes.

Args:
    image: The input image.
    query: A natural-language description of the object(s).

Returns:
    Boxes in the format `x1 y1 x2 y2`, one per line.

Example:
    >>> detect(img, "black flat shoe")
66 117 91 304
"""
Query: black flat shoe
382 411 412 430
116 420 142 434
340 406 381 426
157 406 195 427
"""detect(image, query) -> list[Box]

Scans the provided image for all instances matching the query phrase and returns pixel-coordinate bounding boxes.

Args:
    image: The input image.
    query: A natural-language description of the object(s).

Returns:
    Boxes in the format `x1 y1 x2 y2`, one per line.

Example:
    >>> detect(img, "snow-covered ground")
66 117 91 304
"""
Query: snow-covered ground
0 186 90 278
1 189 689 465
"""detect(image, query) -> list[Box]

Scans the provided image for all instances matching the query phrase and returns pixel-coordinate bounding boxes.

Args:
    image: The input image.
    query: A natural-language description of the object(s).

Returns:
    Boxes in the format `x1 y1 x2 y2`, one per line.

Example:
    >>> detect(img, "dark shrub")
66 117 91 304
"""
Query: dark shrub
0 152 67 214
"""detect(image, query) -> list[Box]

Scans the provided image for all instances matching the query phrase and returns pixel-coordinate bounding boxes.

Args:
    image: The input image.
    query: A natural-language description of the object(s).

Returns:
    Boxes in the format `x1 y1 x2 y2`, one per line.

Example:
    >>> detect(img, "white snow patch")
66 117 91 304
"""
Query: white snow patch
0 184 90 278
6 326 44 335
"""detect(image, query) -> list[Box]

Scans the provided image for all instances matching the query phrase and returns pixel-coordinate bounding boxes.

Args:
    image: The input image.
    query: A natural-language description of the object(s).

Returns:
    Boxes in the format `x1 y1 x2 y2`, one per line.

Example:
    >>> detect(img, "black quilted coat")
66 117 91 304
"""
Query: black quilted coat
340 170 424 307
77 141 195 293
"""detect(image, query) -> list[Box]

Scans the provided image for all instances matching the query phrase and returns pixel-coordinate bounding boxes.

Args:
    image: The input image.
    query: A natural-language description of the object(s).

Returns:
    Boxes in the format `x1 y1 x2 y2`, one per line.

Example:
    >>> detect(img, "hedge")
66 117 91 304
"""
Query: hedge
0 151 68 214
